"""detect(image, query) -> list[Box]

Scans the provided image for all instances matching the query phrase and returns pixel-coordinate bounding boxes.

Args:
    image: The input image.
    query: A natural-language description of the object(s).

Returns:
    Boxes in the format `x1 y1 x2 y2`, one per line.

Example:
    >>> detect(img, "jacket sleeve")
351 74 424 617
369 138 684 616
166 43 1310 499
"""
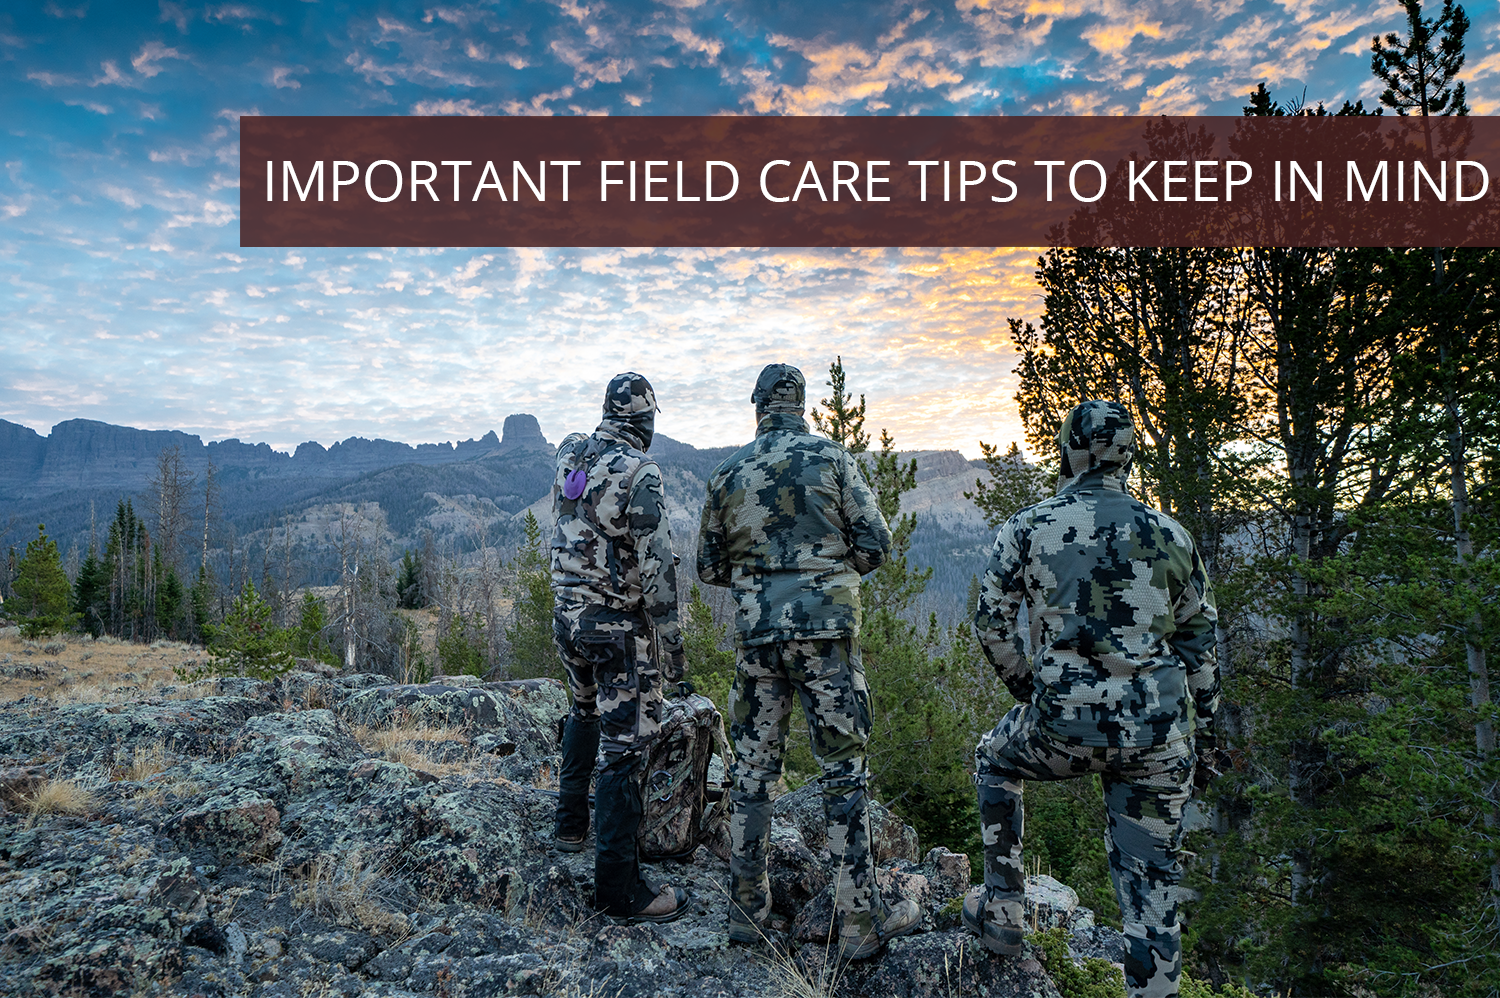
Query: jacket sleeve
841 452 892 576
1172 539 1220 749
628 462 684 661
696 472 732 588
974 515 1033 703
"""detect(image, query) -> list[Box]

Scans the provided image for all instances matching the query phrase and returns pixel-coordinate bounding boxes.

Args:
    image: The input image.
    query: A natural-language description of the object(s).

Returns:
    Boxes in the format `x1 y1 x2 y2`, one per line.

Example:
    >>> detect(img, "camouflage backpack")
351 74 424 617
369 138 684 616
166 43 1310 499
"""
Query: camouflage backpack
639 690 730 862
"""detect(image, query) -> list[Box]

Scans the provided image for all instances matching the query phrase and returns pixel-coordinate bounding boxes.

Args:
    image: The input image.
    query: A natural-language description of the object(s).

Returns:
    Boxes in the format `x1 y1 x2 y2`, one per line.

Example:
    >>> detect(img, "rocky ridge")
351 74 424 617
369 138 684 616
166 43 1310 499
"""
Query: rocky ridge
0 666 1120 997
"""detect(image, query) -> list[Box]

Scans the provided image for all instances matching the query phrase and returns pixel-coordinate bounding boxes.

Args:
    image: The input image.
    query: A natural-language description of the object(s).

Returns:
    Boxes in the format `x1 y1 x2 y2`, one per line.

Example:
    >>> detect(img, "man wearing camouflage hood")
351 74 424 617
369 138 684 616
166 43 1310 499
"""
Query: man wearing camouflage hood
697 363 921 959
551 372 687 924
964 400 1221 998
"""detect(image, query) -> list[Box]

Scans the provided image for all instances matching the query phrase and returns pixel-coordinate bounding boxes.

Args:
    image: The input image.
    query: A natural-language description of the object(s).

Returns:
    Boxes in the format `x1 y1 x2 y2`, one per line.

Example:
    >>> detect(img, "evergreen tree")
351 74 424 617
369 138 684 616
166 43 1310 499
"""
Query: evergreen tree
503 509 559 680
397 548 426 609
72 548 110 638
809 354 869 453
189 564 215 644
682 583 734 712
963 441 1053 530
438 612 488 678
1372 0 1471 127
207 579 293 679
288 591 339 666
13 524 75 638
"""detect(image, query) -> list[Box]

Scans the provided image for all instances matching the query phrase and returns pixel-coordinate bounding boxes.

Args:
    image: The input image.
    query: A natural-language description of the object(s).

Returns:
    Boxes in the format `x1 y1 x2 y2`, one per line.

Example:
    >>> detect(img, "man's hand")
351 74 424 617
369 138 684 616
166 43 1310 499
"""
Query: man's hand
665 650 687 685
1000 671 1033 705
1193 746 1232 794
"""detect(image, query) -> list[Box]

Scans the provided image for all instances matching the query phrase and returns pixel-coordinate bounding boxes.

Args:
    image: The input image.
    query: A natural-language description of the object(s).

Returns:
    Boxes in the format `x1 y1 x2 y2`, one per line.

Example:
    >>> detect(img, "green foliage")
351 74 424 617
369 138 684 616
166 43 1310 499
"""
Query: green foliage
504 510 560 680
809 354 869 453
683 583 734 715
13 524 76 638
1024 778 1120 927
439 612 488 678
964 441 1054 530
189 565 215 643
397 548 426 609
204 579 294 680
288 592 339 666
1034 927 1124 998
1371 0 1471 121
1039 926 1258 998
73 549 109 638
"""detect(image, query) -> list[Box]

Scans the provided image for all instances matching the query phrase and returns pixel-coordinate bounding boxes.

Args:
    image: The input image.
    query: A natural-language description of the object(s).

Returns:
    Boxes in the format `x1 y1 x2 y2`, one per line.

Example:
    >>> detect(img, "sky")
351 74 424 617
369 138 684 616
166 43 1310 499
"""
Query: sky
4 0 1498 458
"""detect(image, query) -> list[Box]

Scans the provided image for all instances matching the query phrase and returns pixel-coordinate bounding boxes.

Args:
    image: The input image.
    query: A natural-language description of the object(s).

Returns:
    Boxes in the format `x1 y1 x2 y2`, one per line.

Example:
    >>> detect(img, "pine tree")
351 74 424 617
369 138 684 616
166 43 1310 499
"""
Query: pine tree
683 583 734 712
963 442 1053 531
207 579 293 679
810 355 869 453
1372 0 1471 133
397 548 426 609
503 510 559 680
289 591 338 666
13 524 75 638
73 547 110 638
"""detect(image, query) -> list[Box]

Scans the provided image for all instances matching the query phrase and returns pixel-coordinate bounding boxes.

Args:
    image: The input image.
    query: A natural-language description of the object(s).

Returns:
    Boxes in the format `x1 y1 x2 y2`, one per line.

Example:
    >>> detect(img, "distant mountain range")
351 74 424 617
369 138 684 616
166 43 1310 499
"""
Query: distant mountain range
0 415 999 621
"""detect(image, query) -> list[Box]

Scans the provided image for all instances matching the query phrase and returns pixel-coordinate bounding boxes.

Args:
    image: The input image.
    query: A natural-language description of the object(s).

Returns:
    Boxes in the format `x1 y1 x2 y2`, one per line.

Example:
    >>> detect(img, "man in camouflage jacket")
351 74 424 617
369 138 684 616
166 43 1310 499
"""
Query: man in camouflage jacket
965 400 1221 998
551 372 687 924
697 363 920 959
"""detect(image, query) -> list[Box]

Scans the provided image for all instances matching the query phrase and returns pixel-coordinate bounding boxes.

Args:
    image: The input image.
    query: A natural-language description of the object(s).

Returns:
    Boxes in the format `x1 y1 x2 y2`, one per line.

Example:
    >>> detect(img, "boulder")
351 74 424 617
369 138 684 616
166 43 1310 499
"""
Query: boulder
174 790 283 859
771 781 921 863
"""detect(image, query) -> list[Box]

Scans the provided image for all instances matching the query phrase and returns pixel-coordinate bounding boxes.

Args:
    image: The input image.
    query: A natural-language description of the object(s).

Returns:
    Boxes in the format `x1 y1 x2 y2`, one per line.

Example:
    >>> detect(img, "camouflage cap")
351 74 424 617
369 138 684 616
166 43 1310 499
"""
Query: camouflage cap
603 372 659 417
1057 400 1135 482
750 364 805 413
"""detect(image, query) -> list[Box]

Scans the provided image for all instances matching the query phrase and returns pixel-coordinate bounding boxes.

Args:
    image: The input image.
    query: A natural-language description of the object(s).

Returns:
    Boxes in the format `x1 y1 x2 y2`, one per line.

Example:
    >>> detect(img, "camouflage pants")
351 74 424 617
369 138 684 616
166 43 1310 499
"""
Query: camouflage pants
975 704 1193 998
728 638 883 938
553 604 663 762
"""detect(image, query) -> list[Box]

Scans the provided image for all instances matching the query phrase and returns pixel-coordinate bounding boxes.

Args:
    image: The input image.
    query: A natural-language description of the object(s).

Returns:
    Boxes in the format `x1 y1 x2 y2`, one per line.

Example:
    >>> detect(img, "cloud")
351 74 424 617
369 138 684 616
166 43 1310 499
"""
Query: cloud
65 98 113 114
410 98 492 115
740 34 964 114
27 71 80 87
270 65 305 89
132 41 186 77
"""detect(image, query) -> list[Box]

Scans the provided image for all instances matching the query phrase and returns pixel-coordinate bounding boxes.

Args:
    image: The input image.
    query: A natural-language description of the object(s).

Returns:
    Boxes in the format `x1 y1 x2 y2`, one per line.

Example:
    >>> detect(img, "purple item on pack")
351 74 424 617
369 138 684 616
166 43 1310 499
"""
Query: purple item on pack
564 469 588 500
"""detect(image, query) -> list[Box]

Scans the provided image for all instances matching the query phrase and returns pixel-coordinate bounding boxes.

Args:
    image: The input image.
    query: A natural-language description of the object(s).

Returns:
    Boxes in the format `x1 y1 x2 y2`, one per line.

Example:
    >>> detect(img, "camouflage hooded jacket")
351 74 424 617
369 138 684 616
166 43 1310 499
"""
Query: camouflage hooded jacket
974 401 1220 749
696 411 892 647
550 419 684 658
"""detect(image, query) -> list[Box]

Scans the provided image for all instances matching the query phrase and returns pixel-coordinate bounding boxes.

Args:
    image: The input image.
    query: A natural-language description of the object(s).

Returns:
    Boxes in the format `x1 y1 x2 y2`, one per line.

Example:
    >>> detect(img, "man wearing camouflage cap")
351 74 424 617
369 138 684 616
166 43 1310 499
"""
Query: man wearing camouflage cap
965 400 1222 998
551 372 687 924
697 363 921 959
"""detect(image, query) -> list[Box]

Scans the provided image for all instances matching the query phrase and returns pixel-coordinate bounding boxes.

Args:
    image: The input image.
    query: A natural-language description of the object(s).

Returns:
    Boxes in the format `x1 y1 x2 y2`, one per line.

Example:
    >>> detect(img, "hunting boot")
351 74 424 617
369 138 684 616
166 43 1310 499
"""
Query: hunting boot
554 712 599 852
594 755 686 924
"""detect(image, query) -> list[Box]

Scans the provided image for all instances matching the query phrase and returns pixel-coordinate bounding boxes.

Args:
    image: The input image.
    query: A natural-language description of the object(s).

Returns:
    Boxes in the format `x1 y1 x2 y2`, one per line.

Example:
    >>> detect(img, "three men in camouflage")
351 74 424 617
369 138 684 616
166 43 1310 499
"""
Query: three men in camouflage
550 372 688 924
696 363 922 959
965 400 1221 998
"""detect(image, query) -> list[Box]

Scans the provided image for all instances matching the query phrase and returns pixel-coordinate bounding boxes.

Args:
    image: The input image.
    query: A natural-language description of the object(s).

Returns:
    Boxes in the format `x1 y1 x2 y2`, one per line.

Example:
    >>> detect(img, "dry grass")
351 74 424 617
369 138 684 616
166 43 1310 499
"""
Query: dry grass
0 630 200 703
19 777 96 823
118 739 170 782
293 851 412 939
349 721 478 778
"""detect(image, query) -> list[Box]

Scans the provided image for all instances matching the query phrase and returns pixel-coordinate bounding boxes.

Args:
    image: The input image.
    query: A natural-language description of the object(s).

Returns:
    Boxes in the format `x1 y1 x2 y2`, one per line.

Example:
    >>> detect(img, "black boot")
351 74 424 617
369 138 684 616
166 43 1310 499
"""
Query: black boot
593 755 658 917
555 713 600 851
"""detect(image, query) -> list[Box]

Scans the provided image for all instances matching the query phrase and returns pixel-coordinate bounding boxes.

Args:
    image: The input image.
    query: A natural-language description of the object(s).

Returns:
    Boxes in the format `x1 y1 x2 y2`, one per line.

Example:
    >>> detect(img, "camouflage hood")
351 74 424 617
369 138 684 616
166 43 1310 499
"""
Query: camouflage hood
598 371 657 451
1056 400 1135 492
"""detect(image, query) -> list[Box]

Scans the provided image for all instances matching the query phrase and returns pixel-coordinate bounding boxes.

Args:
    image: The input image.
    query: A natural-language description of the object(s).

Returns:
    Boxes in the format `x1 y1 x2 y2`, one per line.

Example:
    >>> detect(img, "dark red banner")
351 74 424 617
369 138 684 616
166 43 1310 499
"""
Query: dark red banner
240 116 1500 248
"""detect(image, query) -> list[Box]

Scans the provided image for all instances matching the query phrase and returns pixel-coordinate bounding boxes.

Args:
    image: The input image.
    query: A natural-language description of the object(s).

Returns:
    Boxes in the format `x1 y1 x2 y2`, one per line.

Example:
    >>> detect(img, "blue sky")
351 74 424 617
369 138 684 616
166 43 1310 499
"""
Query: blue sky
4 0 1498 456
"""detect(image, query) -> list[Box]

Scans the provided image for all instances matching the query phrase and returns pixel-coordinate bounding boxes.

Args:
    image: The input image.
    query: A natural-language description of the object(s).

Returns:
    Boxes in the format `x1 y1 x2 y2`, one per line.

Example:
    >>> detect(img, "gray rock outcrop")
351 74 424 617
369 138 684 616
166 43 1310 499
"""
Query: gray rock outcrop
0 672 1121 997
